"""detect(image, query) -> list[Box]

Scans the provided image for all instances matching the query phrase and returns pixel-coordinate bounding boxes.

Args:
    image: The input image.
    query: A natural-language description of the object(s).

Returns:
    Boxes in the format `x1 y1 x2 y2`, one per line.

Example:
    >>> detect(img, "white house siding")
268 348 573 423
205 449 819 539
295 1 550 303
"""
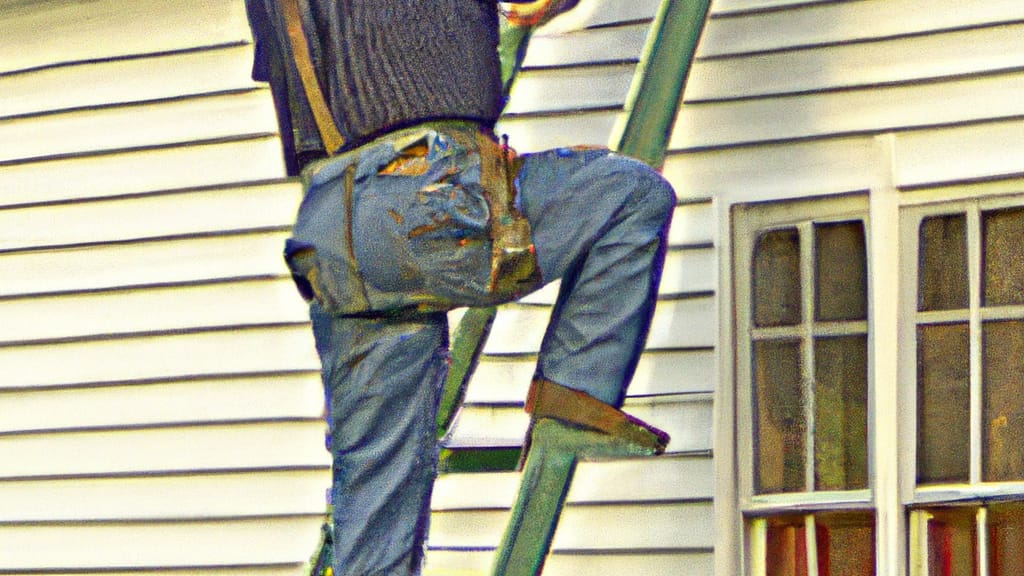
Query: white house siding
0 1 329 574
427 1 717 574
659 0 1024 574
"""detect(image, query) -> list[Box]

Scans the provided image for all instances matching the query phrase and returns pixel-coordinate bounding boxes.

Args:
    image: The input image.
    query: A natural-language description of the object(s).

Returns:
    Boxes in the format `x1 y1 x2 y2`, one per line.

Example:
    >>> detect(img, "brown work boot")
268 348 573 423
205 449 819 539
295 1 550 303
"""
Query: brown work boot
518 377 670 467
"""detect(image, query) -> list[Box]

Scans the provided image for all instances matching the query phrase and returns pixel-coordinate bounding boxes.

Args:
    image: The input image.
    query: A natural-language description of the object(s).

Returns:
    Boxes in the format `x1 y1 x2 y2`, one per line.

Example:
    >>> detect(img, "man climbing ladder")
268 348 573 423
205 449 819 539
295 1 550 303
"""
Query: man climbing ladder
243 1 685 574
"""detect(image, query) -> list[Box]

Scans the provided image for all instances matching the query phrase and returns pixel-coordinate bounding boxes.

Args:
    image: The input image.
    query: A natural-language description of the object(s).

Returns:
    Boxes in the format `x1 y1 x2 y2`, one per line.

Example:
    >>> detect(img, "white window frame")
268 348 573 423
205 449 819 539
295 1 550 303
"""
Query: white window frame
900 193 1024 576
732 194 874 576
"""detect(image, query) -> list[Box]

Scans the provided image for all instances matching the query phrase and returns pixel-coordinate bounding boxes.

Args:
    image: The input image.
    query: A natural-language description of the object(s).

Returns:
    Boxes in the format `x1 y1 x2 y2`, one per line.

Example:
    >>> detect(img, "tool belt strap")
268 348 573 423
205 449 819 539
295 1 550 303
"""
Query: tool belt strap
278 0 346 155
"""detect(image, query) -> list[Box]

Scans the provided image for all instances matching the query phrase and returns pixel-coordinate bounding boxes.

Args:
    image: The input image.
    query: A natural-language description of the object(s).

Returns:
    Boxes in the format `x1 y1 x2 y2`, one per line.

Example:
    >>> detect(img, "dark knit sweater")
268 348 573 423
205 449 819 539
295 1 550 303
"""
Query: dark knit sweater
245 0 503 173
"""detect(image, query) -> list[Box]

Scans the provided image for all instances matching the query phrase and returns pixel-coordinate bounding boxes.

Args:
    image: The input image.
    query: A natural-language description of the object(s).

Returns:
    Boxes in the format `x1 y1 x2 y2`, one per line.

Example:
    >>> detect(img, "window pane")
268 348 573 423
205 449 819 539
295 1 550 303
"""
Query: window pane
763 514 876 576
817 512 876 576
917 323 970 484
919 214 968 312
754 339 805 493
754 228 802 327
814 336 869 491
990 505 1024 576
983 320 1024 482
925 508 977 576
984 207 1024 306
765 516 809 576
815 221 868 321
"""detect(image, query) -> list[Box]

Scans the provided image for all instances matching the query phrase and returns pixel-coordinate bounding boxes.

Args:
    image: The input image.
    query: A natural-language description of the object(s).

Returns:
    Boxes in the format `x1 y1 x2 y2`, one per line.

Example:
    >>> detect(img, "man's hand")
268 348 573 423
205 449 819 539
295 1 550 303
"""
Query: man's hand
501 0 581 28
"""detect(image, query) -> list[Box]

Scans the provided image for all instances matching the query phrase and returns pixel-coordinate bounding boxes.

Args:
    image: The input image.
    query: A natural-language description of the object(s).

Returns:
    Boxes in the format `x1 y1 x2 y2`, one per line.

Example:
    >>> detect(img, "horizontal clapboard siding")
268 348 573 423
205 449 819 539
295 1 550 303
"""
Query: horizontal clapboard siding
538 0 662 33
0 232 294 298
664 115 1024 200
672 69 1024 150
482 296 716 355
430 502 713 550
0 89 278 164
1 518 322 571
0 138 287 207
426 550 713 576
520 23 651 68
0 1 328 574
1 470 327 522
708 0 834 16
0 279 307 345
687 20 1024 101
428 455 714 575
0 423 328 479
1 44 260 118
0 374 322 435
0 182 300 252
430 2 717 574
892 119 1024 188
0 0 251 74
0 326 320 390
698 0 1024 57
466 348 715 403
433 456 715 511
669 0 1024 195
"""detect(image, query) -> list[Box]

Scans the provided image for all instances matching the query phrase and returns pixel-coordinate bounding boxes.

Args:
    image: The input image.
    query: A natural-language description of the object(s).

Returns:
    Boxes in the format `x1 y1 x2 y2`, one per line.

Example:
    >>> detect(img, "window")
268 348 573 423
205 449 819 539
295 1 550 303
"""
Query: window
734 196 872 576
905 199 1024 576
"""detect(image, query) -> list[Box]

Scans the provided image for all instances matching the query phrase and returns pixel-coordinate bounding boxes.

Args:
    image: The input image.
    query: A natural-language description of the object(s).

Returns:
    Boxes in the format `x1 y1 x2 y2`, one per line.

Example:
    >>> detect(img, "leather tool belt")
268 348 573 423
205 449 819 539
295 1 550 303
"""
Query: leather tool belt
285 122 542 315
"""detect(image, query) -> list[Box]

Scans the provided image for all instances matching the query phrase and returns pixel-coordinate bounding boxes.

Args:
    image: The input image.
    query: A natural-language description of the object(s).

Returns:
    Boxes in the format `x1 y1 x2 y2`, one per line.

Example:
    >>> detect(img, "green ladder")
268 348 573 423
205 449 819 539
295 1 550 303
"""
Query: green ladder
441 2 713 574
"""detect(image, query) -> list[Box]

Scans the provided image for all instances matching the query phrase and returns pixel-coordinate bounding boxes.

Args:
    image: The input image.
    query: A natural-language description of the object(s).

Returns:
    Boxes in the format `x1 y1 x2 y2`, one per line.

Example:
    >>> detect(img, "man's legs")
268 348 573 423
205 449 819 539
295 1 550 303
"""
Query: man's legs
518 148 676 407
303 144 674 576
310 304 449 576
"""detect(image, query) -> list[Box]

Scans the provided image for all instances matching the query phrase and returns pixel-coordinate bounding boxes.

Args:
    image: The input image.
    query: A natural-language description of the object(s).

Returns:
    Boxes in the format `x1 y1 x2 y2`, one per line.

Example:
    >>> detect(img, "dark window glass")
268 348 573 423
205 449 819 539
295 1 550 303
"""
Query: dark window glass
817 512 876 576
917 323 971 484
990 505 1024 576
814 336 869 491
919 214 969 312
754 228 801 327
926 507 977 576
983 208 1024 306
815 221 868 321
765 516 809 576
983 320 1024 482
754 339 805 494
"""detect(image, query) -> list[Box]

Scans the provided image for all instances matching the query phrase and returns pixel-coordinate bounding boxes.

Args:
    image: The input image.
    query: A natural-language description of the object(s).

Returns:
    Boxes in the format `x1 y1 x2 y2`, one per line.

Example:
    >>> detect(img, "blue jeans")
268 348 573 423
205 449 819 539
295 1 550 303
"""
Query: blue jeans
292 125 675 575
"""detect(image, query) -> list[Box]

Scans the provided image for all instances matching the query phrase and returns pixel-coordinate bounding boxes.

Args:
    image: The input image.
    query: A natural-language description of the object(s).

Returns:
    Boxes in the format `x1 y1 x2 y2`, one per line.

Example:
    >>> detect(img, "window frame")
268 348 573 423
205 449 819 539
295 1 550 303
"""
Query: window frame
900 195 1024 505
733 194 874 576
901 194 1024 576
735 194 873 511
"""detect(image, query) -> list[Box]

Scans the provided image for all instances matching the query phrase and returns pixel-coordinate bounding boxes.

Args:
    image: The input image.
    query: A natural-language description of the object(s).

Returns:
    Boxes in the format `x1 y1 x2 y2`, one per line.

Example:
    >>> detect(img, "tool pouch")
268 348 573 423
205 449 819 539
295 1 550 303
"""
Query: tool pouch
284 123 542 315
474 131 543 299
